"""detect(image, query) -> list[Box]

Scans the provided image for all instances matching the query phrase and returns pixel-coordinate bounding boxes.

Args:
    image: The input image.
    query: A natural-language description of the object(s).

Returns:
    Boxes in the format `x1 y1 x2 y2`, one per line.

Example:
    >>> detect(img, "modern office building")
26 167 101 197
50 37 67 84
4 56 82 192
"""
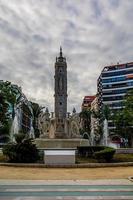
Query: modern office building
97 62 133 133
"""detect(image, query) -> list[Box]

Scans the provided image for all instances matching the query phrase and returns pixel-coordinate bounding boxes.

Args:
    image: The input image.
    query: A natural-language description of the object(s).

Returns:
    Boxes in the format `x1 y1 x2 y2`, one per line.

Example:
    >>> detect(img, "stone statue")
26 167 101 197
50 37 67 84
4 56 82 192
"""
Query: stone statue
38 108 50 138
69 108 80 138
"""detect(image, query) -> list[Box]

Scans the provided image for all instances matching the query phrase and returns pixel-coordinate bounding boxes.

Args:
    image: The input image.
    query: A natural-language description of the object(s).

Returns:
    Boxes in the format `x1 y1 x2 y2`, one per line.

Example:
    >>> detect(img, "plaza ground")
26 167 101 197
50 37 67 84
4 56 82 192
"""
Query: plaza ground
0 166 133 180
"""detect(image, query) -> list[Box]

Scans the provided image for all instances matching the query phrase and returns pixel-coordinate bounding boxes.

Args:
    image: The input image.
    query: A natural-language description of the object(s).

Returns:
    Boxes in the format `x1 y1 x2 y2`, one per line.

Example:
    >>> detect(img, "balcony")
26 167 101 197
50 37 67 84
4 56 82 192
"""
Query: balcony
102 93 126 97
102 80 133 89
103 99 123 104
102 84 133 91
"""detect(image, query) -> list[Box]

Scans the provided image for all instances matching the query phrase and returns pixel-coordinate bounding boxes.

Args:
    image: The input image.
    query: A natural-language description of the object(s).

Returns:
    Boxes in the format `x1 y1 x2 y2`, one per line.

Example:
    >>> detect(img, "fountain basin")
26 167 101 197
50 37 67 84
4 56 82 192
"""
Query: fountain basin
35 138 89 148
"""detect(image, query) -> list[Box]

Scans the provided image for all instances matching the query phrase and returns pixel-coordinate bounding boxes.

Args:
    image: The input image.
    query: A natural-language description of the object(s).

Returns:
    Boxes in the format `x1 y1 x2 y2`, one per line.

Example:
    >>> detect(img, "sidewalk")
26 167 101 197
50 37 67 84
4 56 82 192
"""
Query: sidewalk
0 178 132 185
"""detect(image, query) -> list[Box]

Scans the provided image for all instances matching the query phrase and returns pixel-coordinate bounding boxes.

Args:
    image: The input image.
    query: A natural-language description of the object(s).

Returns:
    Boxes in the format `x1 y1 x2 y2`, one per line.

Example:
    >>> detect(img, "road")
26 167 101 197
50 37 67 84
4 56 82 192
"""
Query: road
0 179 133 199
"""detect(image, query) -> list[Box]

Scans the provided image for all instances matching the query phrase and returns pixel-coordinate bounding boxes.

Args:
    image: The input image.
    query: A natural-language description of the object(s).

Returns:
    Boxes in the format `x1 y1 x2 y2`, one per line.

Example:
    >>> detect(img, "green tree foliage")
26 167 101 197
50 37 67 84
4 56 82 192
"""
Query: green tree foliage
91 104 111 136
30 102 44 138
3 133 39 163
79 109 91 134
113 89 133 146
102 104 111 121
0 81 16 142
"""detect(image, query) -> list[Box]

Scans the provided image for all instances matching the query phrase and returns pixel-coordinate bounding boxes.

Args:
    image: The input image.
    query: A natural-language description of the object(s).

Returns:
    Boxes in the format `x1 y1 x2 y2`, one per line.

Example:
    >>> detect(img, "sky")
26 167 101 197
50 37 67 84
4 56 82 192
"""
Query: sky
0 0 133 112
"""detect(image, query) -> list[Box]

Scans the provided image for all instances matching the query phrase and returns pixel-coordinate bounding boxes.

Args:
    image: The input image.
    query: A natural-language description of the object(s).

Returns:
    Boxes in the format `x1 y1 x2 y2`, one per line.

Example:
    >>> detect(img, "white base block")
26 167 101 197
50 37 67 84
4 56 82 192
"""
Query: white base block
44 149 76 165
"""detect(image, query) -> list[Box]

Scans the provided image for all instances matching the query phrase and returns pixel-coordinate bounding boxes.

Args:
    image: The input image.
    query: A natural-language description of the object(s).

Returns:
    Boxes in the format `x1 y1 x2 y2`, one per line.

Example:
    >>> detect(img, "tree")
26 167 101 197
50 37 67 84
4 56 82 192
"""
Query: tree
0 81 16 142
102 104 111 132
3 133 39 163
30 102 45 138
91 104 111 146
91 105 110 135
102 104 111 121
113 89 133 146
79 109 91 135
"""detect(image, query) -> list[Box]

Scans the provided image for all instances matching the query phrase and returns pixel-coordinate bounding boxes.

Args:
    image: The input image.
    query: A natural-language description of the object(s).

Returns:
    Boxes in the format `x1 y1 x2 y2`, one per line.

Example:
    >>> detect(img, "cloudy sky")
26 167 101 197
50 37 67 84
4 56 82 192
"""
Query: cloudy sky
0 0 133 112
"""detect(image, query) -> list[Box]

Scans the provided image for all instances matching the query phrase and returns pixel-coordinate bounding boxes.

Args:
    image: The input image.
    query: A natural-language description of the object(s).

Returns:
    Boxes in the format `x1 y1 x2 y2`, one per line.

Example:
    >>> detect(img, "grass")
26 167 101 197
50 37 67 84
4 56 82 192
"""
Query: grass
1 151 133 163
113 154 133 162
76 156 97 163
0 152 7 162
76 154 133 163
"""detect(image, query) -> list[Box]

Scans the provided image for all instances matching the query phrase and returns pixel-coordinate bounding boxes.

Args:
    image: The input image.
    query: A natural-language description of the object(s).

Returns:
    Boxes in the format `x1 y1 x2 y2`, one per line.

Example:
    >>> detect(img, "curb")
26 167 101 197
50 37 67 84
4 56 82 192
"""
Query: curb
0 162 133 168
128 176 133 182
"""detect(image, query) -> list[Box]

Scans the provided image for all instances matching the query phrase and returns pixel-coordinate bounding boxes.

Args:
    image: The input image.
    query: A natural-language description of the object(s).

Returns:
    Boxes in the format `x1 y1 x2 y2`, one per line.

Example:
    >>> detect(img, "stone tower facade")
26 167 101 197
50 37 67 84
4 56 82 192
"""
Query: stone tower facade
54 47 67 138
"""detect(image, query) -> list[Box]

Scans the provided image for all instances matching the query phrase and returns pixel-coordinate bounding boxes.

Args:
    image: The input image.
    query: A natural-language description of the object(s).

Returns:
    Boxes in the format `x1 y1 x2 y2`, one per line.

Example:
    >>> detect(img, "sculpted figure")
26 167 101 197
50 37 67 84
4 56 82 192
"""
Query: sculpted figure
38 108 50 138
70 108 80 138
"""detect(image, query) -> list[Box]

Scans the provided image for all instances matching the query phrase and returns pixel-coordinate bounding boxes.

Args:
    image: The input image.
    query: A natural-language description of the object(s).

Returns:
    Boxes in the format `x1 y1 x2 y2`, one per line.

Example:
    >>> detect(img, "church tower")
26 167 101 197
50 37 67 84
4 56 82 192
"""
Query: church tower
54 47 67 138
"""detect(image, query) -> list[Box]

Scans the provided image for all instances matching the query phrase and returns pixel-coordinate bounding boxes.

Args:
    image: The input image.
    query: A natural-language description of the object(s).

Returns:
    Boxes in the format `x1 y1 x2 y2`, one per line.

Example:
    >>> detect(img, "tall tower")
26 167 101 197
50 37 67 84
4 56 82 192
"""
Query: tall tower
54 47 67 138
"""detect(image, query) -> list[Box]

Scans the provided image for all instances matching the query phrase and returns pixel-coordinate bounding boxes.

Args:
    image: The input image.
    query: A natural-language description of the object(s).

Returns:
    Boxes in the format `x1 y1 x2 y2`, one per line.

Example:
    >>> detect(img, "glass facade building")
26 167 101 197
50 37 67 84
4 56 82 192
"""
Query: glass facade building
97 62 133 132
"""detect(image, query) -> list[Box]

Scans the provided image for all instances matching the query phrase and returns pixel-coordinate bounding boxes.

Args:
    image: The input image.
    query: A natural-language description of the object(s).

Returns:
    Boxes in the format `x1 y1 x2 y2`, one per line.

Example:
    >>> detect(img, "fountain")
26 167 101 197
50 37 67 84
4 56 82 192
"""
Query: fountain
10 106 21 141
10 89 35 141
29 120 35 139
102 118 109 146
35 48 88 148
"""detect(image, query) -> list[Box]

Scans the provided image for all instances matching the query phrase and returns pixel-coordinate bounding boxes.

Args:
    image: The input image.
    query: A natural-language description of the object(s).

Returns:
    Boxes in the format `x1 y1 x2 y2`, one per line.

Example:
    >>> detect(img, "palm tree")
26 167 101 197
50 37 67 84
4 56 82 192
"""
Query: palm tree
30 102 45 138
0 81 16 143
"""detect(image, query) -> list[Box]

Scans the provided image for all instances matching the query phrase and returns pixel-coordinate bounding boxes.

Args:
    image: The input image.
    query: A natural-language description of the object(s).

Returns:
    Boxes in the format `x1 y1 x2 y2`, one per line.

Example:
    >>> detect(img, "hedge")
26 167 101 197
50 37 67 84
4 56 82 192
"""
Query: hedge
94 147 116 162
77 146 105 157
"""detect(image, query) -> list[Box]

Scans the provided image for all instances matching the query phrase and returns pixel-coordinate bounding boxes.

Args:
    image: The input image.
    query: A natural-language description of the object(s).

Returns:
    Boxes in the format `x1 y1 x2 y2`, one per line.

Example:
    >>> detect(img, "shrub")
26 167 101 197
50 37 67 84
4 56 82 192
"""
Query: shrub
0 152 8 162
0 122 11 143
15 132 25 143
94 147 116 162
77 146 105 157
3 133 39 163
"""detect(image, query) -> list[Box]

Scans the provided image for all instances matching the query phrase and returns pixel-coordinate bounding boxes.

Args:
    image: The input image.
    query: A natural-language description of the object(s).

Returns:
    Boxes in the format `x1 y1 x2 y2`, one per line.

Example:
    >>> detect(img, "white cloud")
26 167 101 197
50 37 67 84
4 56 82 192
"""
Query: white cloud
0 0 133 112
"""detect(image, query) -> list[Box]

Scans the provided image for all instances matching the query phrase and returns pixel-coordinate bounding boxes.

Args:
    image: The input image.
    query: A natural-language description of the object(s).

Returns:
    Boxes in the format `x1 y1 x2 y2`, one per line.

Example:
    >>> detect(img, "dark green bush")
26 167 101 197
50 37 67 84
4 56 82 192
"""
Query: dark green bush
94 147 116 162
0 122 11 143
3 133 39 163
77 146 105 157
15 133 25 143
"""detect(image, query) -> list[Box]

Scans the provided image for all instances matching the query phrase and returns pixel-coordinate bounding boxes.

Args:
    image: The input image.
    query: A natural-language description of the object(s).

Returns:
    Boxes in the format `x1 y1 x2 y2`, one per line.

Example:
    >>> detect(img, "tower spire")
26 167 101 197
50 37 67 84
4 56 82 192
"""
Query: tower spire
60 46 62 57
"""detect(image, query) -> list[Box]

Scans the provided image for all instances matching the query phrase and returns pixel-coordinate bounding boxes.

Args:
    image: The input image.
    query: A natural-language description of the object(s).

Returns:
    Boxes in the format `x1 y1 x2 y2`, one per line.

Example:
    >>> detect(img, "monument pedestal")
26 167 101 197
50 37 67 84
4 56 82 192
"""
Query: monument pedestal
35 138 89 148
44 149 76 165
54 132 68 139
